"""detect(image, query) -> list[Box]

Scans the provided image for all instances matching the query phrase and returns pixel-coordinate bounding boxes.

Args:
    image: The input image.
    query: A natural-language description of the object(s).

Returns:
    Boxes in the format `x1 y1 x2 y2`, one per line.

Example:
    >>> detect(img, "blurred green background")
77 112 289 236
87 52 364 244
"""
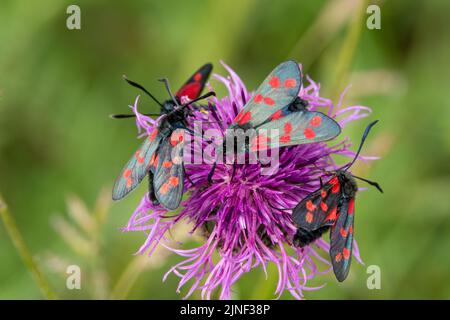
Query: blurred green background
1 0 450 299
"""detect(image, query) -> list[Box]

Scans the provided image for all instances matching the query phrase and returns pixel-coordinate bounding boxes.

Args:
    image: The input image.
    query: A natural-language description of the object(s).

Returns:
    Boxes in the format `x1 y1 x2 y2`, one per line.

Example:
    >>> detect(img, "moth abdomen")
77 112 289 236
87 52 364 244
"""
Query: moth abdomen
293 225 330 247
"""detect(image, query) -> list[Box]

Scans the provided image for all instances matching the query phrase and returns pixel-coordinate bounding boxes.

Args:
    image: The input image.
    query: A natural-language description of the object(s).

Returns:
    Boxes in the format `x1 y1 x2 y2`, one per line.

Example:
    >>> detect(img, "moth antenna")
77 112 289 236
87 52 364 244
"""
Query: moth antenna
122 75 163 107
207 161 217 184
109 113 160 119
183 91 216 108
342 120 379 171
182 165 195 186
351 174 383 193
158 78 180 108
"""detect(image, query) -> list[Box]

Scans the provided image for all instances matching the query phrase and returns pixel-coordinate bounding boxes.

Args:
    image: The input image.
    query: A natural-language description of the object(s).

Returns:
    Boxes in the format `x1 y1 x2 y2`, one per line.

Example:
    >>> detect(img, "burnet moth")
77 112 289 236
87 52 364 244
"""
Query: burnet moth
208 60 341 181
112 64 214 210
292 120 383 282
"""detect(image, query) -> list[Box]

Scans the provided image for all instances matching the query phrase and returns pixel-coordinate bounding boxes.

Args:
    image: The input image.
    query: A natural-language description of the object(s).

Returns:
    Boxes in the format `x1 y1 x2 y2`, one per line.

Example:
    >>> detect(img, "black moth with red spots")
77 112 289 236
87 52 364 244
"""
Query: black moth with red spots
293 171 358 282
291 120 383 282
112 64 214 210
208 60 341 181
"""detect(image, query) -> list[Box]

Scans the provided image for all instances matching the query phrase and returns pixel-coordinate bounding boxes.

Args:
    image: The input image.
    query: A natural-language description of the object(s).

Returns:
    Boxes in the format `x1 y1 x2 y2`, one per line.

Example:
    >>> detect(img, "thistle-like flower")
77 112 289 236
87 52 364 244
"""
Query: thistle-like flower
124 62 375 299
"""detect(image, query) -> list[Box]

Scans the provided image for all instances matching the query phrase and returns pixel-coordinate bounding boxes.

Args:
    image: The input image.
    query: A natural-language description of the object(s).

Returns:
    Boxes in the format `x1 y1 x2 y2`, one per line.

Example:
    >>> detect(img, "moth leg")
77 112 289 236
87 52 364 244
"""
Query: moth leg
183 165 194 187
147 171 160 206
207 161 217 184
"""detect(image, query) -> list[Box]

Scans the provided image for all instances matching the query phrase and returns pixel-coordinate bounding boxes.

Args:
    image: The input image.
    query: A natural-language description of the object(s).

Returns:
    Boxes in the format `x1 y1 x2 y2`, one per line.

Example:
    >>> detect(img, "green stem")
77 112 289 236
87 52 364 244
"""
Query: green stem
331 0 369 101
110 254 148 299
0 196 57 299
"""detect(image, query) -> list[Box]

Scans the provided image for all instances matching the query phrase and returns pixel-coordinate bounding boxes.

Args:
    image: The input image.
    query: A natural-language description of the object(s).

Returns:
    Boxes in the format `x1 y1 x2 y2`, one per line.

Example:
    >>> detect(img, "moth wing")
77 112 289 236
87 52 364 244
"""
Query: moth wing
330 197 355 282
112 128 162 200
250 110 341 152
232 60 301 128
176 63 213 100
153 129 185 210
292 176 341 231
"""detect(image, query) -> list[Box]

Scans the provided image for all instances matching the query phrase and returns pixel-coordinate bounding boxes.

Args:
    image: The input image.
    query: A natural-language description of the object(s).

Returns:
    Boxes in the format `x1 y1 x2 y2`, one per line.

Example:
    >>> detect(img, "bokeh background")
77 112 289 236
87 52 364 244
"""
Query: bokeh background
1 0 450 299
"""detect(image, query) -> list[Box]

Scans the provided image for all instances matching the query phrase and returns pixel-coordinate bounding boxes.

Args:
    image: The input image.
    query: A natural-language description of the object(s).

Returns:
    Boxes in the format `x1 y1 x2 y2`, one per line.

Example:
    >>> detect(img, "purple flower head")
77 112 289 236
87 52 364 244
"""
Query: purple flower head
124 62 376 299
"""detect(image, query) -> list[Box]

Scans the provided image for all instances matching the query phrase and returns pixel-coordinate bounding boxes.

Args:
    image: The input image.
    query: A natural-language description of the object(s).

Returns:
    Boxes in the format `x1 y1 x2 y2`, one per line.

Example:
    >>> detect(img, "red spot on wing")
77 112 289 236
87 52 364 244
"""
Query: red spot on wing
176 82 201 100
251 134 270 152
135 150 144 164
253 94 275 106
169 176 179 187
306 200 316 211
234 111 244 123
335 252 342 263
238 111 252 125
264 97 275 106
149 154 159 168
340 227 348 238
349 225 353 234
325 207 337 222
170 136 178 146
343 247 350 260
284 122 293 134
329 176 340 193
320 201 328 212
306 212 313 223
149 154 155 166
193 72 202 81
329 177 339 185
123 169 132 179
284 78 297 88
160 183 170 195
270 110 283 120
331 181 340 194
304 127 316 139
126 178 133 188
170 131 184 146
348 198 355 215
321 190 327 198
310 116 322 127
254 94 263 103
163 161 172 168
280 135 291 143
148 129 158 141
269 76 280 88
